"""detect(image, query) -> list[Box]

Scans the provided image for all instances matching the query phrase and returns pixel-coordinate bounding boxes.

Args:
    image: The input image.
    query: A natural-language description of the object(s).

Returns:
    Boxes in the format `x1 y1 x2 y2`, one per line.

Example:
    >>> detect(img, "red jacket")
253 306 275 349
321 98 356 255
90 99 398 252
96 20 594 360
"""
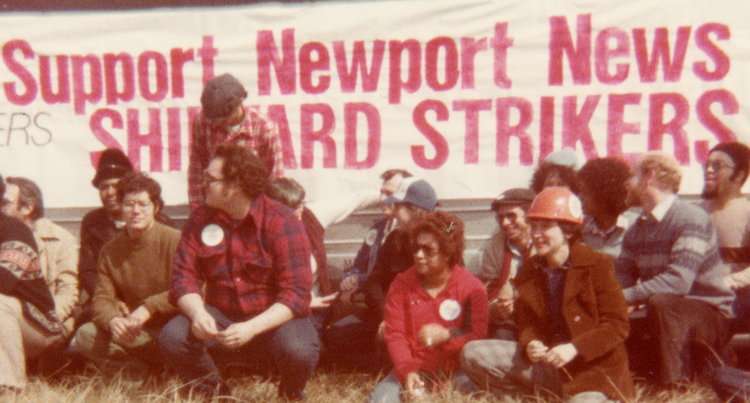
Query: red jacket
384 265 488 384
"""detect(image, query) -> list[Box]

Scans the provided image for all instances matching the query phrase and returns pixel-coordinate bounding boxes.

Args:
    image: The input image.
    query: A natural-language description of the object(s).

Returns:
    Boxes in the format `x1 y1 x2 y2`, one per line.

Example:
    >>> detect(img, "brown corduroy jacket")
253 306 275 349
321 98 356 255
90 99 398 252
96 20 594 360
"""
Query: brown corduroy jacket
515 242 635 401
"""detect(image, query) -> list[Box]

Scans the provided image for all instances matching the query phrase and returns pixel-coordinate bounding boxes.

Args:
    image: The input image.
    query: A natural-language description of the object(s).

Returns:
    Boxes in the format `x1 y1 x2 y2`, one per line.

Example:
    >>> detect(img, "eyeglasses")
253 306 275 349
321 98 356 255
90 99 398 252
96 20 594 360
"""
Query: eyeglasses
122 200 153 211
203 171 224 186
703 161 736 172
413 243 440 258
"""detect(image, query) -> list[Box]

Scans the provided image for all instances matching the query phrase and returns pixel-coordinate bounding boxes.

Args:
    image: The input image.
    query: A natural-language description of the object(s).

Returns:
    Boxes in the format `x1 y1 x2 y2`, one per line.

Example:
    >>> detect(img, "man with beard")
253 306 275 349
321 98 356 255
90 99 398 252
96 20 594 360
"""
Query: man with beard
698 142 750 332
616 151 735 385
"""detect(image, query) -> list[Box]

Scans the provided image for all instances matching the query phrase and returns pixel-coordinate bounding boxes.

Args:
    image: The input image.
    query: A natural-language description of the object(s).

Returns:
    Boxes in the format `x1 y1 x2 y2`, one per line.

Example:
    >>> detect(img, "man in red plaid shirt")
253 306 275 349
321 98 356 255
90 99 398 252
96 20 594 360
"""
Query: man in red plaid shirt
160 144 317 401
187 73 284 210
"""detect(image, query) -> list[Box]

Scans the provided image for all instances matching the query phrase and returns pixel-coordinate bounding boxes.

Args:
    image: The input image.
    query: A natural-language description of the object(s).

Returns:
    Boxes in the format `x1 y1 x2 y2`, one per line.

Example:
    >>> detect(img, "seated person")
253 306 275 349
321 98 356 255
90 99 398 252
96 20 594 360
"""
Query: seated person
618 152 734 383
71 173 181 370
338 169 411 305
368 211 487 403
325 177 437 370
478 188 535 340
0 174 69 390
461 188 634 402
577 157 639 260
265 177 378 332
530 148 580 195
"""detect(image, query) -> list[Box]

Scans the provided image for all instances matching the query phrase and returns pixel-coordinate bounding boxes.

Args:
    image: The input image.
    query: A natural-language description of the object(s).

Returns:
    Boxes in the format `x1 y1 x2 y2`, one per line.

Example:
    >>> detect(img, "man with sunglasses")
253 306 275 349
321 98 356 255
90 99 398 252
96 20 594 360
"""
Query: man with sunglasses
477 188 535 340
698 142 750 333
187 73 284 210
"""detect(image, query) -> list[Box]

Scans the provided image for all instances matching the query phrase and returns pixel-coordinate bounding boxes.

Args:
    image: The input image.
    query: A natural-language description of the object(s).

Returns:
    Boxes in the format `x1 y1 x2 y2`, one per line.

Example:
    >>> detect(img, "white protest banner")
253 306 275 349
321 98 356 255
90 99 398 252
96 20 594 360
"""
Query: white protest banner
1 0 748 207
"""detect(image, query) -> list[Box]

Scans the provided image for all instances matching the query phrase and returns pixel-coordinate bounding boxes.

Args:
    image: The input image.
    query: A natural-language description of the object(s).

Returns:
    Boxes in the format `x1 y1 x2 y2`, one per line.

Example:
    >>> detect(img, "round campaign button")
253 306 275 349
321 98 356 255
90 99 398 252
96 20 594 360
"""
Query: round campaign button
364 228 378 246
201 224 224 246
439 299 461 321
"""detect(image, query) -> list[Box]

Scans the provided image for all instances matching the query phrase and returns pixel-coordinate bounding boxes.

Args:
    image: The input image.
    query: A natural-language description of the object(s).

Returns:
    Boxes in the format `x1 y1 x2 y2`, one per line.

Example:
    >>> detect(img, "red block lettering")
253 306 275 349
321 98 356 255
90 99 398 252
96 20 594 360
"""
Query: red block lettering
333 40 385 93
104 53 135 105
39 55 70 104
648 93 690 164
453 99 492 164
496 97 533 166
492 23 513 89
633 27 691 83
267 104 298 170
693 23 730 81
197 36 217 86
72 55 103 115
299 42 330 94
695 89 738 162
257 29 297 96
300 104 336 169
425 37 459 92
167 107 181 171
170 47 194 98
539 96 555 160
563 95 600 160
412 100 449 169
460 37 487 89
388 39 421 104
607 93 642 164
138 51 169 102
89 108 125 167
3 40 38 106
344 103 380 169
127 108 163 171
595 28 630 85
548 14 591 86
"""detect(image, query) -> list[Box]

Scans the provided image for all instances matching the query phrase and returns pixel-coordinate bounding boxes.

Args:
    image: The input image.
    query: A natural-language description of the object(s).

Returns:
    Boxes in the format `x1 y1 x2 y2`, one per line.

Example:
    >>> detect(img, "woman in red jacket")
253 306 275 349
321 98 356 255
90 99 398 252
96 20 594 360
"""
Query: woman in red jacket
368 211 488 403
461 187 634 402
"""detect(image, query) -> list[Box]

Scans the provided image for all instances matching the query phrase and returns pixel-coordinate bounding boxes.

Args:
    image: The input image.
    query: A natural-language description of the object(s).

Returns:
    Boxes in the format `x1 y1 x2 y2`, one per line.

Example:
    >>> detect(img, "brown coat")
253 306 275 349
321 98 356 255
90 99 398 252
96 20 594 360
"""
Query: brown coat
515 242 634 401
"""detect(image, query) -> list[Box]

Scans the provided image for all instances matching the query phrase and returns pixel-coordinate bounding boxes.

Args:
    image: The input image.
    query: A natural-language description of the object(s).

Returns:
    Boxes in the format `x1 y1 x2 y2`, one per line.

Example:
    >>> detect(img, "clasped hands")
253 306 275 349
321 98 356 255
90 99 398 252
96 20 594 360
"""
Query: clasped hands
189 309 256 349
526 340 578 369
108 302 150 345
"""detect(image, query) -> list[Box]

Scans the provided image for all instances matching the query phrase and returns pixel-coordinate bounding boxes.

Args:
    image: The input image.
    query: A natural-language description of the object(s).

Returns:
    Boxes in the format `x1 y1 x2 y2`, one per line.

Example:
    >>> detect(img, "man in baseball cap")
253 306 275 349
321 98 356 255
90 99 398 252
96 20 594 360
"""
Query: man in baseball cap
187 73 284 210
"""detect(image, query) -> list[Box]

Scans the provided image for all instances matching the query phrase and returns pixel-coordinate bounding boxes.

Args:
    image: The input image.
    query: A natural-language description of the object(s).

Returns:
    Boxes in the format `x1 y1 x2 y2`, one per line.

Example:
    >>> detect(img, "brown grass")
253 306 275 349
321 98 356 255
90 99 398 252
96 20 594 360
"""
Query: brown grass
0 363 726 403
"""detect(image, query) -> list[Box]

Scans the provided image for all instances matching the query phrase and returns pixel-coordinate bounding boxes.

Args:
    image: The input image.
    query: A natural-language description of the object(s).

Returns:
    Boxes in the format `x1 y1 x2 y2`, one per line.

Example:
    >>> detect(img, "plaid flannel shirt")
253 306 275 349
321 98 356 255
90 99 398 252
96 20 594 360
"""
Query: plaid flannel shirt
170 195 312 318
188 106 284 210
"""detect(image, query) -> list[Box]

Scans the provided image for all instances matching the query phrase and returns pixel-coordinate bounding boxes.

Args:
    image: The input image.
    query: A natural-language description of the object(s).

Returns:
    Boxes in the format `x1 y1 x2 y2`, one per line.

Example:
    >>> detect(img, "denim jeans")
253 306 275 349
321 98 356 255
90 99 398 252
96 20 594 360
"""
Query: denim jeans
158 305 320 400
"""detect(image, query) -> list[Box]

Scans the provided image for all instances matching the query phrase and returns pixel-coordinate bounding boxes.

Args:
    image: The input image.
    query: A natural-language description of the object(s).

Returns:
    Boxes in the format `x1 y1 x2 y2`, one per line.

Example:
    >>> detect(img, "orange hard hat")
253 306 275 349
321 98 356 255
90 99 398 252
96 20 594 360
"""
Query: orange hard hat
525 187 583 225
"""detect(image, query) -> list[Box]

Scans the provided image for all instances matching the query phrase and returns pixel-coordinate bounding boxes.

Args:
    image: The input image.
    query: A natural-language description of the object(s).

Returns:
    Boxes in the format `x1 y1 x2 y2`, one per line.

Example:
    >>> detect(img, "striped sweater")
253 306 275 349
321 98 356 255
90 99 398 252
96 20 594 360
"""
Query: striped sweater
616 198 734 318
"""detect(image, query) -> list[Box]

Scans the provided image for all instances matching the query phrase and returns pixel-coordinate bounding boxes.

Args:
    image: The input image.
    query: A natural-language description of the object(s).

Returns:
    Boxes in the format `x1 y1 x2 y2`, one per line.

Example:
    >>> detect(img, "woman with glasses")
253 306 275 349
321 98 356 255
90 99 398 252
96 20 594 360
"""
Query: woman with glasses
368 211 488 403
461 187 634 403
71 173 181 373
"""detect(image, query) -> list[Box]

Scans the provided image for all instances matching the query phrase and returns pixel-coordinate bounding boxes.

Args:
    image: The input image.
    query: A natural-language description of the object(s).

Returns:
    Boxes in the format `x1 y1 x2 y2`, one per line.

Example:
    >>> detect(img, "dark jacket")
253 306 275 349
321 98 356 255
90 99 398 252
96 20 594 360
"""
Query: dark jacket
515 242 634 401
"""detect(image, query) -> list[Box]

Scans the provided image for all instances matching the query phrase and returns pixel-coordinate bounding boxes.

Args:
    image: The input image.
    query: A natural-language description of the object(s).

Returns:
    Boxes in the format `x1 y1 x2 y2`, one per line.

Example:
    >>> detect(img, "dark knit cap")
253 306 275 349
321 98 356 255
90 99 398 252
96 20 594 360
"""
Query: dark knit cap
92 148 134 188
200 73 248 120
710 141 750 183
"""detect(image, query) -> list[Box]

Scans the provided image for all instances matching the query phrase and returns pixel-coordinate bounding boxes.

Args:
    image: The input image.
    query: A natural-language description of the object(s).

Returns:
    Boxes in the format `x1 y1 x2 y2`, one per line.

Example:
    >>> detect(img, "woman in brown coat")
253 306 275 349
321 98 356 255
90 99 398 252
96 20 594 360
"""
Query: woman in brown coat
461 187 634 402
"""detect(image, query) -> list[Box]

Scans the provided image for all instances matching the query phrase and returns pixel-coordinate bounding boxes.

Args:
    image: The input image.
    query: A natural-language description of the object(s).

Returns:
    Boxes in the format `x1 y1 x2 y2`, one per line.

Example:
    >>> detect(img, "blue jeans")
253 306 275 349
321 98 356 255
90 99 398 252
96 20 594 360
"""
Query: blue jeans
158 305 320 400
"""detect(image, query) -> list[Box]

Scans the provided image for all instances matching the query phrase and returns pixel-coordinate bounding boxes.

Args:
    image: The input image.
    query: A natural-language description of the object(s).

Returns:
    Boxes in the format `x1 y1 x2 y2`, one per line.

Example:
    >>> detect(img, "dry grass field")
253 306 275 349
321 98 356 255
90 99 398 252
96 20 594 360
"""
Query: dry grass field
0 361 729 403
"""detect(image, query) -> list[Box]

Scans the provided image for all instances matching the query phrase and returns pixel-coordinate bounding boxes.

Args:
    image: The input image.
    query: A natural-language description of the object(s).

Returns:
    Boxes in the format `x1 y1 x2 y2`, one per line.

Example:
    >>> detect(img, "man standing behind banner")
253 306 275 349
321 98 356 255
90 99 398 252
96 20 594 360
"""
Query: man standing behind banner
160 145 317 400
187 73 284 210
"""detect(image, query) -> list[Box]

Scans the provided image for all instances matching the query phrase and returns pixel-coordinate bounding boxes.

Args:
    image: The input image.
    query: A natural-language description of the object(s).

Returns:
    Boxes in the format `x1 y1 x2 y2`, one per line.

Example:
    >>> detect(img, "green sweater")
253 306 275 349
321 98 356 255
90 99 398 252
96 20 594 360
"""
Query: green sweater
92 221 181 330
